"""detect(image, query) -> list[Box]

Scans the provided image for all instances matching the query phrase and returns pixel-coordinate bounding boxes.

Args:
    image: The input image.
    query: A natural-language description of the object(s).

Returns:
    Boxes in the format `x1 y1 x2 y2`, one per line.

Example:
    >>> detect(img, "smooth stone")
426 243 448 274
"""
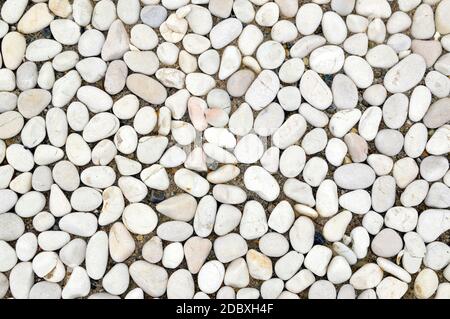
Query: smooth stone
327 256 352 285
61 266 90 299
214 233 248 263
425 182 450 209
322 11 347 44
256 40 285 70
0 92 18 113
132 106 157 135
329 109 361 138
234 134 264 164
420 156 449 182
423 98 450 129
185 73 215 96
350 263 384 290
384 54 426 93
285 269 315 294
117 176 147 203
376 277 408 299
423 242 450 270
343 33 369 56
141 5 167 28
156 194 197 222
284 179 315 207
192 195 217 238
157 221 193 242
52 70 82 107
228 104 254 137
417 209 450 243
123 203 158 235
174 169 209 198
410 40 441 68
29 281 62 299
290 35 326 58
0 240 17 272
9 262 34 298
384 207 418 233
371 176 396 213
344 56 373 89
167 269 195 299
310 45 345 75
274 251 304 281
32 251 65 282
436 0 450 35
350 226 371 259
227 70 255 98
253 102 285 137
304 245 332 277
142 236 163 264
198 260 225 294
59 238 85 269
140 164 169 191
81 166 116 189
366 44 399 69
218 45 241 79
289 216 315 254
371 229 403 258
37 231 70 251
404 123 428 158
59 213 97 238
162 242 184 269
246 249 272 281
337 284 356 299
301 128 327 155
332 74 358 110
436 283 450 299
425 71 450 99
302 157 328 187
126 74 167 105
279 146 306 178
272 114 307 149
184 237 212 274
25 39 62 63
401 180 429 207
85 231 108 280
279 58 305 84
209 18 243 49
393 157 419 189
414 268 439 299
334 164 375 190
245 70 280 111
129 261 168 297
308 280 337 299
32 212 55 233
17 3 54 34
259 232 289 258
16 233 37 262
323 211 352 242
344 133 368 162
136 136 168 164
300 70 333 110
102 263 129 296
244 166 280 202
240 201 268 240
296 3 322 35
0 111 24 139
267 202 296 235
325 138 347 167
0 0 28 24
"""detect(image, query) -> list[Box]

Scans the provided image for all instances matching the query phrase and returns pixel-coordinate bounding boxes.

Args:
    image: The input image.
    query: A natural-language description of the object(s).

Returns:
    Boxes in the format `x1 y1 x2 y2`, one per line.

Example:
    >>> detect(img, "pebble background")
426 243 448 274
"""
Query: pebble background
0 0 449 299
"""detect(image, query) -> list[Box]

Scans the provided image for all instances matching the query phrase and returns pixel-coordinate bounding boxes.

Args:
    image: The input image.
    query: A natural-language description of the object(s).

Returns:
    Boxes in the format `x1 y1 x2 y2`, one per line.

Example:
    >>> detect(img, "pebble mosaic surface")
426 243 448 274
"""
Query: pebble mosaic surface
0 0 449 300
